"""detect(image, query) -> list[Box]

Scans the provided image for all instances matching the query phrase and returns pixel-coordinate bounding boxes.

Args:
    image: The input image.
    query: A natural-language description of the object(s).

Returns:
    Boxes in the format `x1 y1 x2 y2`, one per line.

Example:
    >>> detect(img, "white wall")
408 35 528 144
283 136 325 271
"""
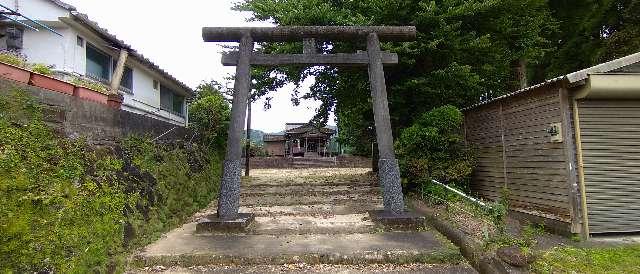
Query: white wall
21 27 76 72
0 0 69 23
130 65 159 107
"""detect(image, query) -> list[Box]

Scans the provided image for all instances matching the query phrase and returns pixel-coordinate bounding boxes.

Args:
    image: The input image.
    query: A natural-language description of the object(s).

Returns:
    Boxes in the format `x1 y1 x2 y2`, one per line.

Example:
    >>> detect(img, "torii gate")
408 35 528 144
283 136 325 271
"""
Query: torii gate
198 26 417 231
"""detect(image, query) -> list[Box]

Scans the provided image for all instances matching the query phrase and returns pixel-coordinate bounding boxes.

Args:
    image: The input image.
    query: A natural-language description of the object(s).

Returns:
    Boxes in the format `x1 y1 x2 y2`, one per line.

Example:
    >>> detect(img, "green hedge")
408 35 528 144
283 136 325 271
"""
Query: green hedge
396 105 476 198
0 87 222 273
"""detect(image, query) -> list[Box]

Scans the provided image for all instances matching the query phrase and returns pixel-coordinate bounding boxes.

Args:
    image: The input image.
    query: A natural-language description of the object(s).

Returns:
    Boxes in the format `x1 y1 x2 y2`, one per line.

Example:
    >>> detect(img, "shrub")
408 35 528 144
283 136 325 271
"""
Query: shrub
188 85 230 151
396 105 476 199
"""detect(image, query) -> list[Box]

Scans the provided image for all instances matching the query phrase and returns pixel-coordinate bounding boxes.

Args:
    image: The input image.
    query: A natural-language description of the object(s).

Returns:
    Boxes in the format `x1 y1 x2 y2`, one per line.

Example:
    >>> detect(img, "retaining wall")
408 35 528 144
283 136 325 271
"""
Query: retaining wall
0 80 191 144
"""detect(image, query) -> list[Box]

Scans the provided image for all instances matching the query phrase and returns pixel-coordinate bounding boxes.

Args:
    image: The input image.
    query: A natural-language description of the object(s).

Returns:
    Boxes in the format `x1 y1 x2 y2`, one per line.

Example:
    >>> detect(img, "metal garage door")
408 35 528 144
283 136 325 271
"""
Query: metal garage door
578 100 640 233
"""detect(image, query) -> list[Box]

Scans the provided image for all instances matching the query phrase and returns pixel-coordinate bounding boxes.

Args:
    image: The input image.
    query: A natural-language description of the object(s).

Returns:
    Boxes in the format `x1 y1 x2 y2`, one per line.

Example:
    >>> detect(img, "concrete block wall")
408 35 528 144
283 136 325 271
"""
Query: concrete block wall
0 79 191 144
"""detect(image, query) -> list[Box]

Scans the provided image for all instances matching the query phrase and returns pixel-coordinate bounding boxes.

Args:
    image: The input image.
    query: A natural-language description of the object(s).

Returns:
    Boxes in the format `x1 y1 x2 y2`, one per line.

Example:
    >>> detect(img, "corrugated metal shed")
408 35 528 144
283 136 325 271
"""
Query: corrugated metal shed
578 100 640 233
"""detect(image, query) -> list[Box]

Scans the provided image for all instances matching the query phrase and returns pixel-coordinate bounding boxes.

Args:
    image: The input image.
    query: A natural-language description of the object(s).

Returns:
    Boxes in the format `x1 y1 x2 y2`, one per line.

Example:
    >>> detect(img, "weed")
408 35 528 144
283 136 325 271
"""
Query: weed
0 50 27 68
71 77 109 93
30 63 54 75
532 245 640 274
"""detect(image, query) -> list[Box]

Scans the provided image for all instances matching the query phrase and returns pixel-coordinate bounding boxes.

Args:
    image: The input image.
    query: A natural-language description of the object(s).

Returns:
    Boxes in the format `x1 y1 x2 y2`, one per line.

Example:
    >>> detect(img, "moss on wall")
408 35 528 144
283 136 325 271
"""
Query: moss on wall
0 87 222 273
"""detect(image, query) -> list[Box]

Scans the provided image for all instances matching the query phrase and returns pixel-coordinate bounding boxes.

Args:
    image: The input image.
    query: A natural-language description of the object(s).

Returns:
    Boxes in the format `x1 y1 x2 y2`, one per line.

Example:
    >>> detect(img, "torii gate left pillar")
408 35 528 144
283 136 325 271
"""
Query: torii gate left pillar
197 26 419 232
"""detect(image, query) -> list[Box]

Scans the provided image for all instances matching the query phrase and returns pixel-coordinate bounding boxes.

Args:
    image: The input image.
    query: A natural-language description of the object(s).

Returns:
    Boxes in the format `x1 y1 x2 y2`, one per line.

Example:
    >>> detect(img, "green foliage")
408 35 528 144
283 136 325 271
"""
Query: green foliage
71 77 109 93
188 82 231 151
30 63 54 76
0 87 129 273
0 50 27 68
537 0 640 79
236 0 557 153
0 86 221 273
484 222 544 253
396 106 475 192
486 187 510 233
532 244 640 274
121 136 222 249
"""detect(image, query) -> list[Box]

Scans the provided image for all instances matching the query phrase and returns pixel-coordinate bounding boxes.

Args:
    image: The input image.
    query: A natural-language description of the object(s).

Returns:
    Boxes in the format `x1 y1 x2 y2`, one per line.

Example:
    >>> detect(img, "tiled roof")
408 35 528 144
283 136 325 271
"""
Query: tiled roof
465 51 640 110
263 134 285 142
48 0 76 11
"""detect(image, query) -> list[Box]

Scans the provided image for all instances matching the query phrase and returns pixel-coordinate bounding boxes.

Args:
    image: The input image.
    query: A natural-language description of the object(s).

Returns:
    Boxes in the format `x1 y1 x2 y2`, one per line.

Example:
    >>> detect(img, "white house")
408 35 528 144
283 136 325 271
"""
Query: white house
0 0 193 126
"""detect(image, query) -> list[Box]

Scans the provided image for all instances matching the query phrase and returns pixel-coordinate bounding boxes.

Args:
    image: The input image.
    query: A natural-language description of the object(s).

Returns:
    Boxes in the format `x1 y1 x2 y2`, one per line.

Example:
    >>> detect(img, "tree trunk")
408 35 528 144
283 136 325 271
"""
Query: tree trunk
511 59 528 91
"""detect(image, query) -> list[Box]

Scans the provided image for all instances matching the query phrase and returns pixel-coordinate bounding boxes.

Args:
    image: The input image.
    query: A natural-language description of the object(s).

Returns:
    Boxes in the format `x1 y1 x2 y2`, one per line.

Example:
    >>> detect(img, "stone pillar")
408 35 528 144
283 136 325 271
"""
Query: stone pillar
217 33 254 219
367 32 405 214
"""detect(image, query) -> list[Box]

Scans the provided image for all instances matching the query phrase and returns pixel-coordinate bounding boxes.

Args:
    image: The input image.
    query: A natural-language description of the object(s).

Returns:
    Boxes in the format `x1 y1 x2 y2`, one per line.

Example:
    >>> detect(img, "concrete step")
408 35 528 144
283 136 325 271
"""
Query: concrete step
135 264 477 273
240 204 383 217
240 193 383 207
242 185 380 197
244 181 375 188
134 222 462 267
248 214 375 235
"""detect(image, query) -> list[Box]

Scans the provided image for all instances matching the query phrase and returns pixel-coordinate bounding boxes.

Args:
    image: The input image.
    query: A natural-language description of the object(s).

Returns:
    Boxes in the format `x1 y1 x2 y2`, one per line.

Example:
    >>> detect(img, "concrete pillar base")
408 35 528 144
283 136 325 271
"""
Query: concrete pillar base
196 213 255 233
378 158 405 214
369 210 425 229
217 159 242 219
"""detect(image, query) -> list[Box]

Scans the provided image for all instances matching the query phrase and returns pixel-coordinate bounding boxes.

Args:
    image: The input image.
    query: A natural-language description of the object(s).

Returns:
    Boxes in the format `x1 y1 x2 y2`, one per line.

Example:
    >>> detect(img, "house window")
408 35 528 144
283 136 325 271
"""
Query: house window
160 84 184 117
153 80 159 90
120 66 133 91
77 36 84 47
173 95 185 114
111 61 133 92
86 43 111 80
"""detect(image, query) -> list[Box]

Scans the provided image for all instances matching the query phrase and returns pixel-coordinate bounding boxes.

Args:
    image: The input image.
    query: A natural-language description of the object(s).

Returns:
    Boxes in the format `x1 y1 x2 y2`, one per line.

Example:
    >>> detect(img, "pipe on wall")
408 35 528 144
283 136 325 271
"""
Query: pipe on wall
572 99 590 238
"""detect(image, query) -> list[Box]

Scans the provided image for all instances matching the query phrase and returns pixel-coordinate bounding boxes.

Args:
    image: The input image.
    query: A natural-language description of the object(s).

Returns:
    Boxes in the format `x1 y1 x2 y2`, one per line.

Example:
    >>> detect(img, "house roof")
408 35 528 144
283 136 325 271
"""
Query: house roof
263 134 286 142
465 51 640 110
47 0 76 11
286 124 336 135
47 0 194 96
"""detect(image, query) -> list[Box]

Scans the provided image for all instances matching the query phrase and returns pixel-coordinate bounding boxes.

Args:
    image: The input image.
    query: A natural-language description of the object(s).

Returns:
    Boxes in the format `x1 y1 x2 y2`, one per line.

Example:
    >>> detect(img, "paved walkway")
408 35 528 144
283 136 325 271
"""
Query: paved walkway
132 168 475 273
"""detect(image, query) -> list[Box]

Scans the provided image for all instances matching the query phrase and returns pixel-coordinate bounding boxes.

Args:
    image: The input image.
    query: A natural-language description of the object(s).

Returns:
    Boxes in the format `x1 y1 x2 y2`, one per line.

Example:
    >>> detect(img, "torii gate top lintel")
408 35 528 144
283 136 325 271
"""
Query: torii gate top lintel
202 26 417 43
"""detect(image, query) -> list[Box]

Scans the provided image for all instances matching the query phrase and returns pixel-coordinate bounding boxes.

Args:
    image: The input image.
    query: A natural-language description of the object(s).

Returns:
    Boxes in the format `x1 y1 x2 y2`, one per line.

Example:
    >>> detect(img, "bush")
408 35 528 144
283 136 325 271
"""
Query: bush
188 85 230 151
0 87 222 273
396 105 475 199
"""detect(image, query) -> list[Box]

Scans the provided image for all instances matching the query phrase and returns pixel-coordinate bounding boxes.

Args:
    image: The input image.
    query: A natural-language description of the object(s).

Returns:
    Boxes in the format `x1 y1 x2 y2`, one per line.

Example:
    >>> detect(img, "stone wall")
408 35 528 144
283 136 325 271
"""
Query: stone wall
247 155 372 169
1 80 191 144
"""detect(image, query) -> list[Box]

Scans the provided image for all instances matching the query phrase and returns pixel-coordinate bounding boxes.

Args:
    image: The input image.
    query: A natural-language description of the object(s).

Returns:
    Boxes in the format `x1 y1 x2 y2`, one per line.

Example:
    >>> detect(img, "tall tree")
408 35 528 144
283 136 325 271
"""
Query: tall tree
536 0 640 80
235 0 555 155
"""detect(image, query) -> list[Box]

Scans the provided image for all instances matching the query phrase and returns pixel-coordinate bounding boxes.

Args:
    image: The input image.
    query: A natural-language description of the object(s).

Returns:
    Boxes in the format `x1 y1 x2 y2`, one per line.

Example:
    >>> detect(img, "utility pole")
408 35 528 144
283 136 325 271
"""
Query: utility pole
244 96 252 177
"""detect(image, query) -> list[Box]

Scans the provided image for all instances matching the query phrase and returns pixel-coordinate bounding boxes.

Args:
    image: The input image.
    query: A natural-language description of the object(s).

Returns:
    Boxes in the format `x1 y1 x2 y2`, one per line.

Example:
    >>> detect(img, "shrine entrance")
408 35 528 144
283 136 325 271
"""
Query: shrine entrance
200 26 417 229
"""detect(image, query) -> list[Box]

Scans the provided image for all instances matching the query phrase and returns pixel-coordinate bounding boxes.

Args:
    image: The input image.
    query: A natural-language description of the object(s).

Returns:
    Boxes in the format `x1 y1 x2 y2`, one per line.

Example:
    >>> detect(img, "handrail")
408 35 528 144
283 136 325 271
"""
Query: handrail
431 179 490 208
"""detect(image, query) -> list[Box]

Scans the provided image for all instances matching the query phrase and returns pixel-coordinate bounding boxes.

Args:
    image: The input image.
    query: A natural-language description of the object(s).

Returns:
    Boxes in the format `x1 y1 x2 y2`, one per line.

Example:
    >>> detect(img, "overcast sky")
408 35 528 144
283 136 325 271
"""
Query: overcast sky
63 0 335 133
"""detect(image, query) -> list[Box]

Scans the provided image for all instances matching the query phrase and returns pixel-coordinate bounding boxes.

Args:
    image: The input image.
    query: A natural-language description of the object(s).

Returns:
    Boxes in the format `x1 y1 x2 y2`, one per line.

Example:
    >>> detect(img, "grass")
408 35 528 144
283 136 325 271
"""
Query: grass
532 244 640 274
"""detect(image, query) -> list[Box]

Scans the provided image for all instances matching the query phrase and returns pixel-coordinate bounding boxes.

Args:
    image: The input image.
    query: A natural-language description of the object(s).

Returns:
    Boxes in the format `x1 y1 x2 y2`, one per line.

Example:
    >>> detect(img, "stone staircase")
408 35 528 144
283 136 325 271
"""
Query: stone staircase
291 156 337 168
132 168 474 273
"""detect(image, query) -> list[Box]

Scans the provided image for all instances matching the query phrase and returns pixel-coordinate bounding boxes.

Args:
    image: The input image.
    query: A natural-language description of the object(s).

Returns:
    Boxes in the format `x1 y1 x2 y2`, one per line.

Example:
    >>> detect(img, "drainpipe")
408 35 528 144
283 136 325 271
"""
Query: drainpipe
572 99 590 239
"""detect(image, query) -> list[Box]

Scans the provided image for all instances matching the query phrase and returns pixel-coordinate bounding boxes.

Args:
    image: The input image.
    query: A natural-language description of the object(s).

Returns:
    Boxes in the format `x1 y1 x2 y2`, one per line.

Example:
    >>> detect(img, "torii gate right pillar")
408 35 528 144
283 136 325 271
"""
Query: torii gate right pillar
367 33 404 214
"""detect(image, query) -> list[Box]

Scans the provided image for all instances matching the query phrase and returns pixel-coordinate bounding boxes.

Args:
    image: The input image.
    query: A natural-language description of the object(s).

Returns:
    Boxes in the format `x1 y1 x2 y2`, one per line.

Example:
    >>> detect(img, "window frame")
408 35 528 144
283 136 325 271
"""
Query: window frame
85 43 112 81
112 62 134 93
160 84 185 117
